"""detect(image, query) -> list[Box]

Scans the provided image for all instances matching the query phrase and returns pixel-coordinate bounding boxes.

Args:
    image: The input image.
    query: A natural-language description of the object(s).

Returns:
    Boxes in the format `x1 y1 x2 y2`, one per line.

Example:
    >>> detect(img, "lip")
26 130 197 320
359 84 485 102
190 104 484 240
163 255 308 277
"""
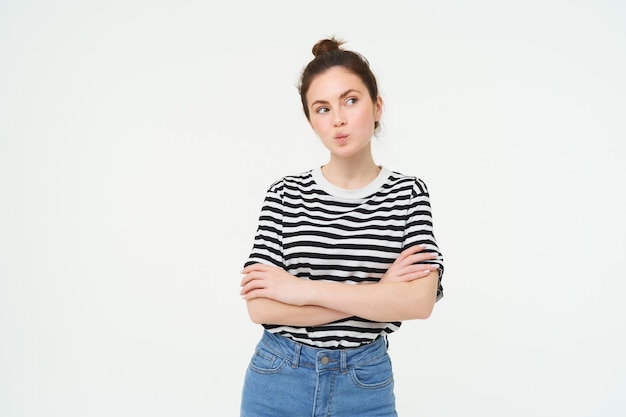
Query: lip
334 133 349 140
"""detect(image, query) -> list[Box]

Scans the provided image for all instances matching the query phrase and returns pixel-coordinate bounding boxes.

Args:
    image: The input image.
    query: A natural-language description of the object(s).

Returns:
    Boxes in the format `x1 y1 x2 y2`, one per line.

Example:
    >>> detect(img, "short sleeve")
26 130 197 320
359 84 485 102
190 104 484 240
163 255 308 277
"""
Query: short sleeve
243 182 285 269
403 179 444 301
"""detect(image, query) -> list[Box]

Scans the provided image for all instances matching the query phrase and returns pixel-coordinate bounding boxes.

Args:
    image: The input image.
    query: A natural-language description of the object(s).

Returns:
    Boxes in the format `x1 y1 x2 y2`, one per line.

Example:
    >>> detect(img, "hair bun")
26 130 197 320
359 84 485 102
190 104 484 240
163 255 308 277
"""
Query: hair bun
312 37 344 57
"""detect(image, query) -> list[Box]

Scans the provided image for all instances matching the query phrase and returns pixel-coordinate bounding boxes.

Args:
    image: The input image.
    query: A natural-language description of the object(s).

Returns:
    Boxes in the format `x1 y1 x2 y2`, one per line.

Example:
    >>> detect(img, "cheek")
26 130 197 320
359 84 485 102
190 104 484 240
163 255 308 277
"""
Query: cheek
310 119 327 135
355 111 374 128
308 118 318 131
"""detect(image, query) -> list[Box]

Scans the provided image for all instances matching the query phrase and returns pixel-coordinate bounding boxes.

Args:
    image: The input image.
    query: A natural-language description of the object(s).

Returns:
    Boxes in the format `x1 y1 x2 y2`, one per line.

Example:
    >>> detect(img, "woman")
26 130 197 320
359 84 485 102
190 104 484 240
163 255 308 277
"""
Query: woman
239 37 444 417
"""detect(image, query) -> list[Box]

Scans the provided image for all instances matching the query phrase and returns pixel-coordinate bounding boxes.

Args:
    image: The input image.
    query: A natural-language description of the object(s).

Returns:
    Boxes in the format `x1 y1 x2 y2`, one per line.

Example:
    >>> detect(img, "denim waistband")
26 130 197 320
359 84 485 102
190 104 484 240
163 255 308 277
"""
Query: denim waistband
258 330 388 373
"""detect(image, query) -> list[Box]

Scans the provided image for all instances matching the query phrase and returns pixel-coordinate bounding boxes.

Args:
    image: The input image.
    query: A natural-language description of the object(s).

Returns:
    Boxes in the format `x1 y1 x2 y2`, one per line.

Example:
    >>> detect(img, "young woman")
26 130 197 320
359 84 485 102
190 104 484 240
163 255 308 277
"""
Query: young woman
239 37 444 417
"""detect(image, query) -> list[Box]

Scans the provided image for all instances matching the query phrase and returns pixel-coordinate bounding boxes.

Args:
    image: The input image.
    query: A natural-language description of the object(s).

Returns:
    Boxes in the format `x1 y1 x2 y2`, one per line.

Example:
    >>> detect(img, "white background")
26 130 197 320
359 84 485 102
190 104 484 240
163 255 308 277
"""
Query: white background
1 1 625 416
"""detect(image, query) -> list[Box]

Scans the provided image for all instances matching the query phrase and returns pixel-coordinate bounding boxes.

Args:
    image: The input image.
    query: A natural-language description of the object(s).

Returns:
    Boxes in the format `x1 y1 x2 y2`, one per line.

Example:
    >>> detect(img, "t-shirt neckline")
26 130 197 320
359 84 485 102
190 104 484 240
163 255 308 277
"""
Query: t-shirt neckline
311 166 391 199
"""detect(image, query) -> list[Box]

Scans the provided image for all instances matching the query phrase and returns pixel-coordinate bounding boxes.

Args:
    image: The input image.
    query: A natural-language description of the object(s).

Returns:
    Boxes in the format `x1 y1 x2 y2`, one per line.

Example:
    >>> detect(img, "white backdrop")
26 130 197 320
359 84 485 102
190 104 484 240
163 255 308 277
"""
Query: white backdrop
1 1 625 416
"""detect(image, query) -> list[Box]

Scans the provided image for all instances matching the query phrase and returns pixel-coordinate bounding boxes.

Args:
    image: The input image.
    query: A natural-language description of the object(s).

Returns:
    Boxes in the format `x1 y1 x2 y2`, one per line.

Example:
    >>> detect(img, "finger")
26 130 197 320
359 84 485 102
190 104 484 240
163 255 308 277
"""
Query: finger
408 269 435 280
408 263 439 273
404 252 438 265
240 278 267 295
399 267 437 282
390 253 435 271
241 288 266 300
401 244 426 256
240 273 252 286
396 263 436 276
396 263 439 279
240 271 266 286
241 263 270 275
395 245 426 263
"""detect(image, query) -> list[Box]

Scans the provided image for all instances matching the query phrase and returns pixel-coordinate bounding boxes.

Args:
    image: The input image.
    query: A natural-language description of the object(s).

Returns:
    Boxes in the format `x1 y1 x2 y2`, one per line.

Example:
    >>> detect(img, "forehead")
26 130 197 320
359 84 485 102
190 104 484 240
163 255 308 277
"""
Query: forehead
306 66 366 101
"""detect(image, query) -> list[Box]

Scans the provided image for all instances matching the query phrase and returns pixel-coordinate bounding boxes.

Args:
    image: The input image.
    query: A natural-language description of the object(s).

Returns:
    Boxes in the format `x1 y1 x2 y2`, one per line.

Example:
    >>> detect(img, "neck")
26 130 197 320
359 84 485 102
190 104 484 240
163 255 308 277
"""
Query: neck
321 154 380 190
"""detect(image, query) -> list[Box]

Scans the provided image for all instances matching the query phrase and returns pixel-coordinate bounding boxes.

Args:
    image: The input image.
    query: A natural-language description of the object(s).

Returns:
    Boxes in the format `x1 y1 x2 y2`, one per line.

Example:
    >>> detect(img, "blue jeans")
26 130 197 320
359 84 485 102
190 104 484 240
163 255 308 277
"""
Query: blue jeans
240 330 398 417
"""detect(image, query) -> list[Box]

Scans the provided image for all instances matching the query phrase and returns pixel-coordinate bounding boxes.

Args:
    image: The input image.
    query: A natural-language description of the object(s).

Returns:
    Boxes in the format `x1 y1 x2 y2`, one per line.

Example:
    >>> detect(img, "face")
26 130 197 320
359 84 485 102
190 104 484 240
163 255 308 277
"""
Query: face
306 66 382 161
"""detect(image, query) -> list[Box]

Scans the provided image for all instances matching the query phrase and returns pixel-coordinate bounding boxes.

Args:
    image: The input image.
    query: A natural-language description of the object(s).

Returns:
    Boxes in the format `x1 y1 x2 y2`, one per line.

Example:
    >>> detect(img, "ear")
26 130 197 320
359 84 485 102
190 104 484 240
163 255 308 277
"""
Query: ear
374 96 383 121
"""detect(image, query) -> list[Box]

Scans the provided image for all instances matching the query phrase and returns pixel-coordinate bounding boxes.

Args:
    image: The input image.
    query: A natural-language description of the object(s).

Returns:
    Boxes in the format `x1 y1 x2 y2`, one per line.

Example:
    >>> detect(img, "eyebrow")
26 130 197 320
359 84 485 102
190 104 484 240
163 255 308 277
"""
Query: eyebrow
310 89 361 108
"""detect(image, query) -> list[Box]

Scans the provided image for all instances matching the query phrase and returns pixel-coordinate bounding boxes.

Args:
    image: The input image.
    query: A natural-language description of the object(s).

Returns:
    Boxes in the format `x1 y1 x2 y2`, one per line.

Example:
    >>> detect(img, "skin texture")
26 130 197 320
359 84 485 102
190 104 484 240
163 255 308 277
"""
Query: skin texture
242 245 440 325
307 67 383 189
241 65 440 326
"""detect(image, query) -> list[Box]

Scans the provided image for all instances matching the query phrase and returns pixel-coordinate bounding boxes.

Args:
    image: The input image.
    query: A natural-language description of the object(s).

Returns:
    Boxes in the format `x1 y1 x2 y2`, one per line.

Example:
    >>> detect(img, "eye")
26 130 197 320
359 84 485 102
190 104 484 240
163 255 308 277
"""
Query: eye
315 107 330 114
346 97 358 105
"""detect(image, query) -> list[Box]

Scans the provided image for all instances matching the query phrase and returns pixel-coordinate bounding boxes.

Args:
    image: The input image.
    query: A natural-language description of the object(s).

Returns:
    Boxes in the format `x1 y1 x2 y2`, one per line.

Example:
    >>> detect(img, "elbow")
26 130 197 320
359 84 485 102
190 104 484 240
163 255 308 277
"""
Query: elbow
248 313 264 325
413 303 434 320
406 293 436 320
403 272 438 320
246 299 268 324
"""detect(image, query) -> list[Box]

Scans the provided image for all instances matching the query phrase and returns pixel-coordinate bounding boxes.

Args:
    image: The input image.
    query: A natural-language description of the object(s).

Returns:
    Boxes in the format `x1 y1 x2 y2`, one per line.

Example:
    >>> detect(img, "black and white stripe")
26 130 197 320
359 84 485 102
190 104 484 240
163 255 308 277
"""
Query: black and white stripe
244 166 444 349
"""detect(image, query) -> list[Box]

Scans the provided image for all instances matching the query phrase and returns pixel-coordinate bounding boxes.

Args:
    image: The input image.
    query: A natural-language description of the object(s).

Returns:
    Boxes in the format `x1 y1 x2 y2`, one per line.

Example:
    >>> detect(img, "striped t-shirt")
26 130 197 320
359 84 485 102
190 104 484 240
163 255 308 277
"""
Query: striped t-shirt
244 166 444 349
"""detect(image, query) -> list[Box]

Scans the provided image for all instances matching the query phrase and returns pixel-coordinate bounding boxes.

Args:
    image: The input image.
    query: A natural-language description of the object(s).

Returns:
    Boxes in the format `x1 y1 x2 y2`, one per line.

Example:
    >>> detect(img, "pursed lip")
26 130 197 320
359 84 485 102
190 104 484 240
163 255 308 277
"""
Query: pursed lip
334 133 349 140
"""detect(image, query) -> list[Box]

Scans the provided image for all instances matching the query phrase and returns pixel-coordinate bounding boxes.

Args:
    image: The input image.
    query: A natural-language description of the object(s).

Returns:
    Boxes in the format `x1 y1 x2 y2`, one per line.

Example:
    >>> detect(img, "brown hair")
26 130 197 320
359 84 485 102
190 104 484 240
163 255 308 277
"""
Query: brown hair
298 37 381 130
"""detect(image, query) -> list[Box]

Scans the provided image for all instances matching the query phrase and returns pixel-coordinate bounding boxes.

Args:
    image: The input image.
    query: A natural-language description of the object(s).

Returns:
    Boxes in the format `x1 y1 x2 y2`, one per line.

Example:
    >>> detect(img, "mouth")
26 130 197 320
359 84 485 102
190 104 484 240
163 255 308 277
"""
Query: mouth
334 133 349 141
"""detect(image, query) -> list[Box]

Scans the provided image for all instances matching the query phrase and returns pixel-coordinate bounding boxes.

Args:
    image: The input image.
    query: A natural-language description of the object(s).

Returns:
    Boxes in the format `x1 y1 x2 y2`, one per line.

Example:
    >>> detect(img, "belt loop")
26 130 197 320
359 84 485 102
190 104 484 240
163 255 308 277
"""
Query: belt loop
292 342 302 369
340 350 348 375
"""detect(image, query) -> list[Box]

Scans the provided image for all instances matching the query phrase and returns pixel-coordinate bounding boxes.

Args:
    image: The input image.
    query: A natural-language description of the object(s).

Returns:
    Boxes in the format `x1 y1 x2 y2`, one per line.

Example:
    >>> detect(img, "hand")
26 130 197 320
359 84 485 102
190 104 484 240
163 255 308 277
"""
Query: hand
240 264 311 306
380 245 439 284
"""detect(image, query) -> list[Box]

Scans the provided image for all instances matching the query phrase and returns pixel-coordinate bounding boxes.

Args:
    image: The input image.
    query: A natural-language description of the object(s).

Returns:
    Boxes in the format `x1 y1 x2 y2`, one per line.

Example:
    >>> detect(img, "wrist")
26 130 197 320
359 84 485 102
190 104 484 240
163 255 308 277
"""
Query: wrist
302 279 319 306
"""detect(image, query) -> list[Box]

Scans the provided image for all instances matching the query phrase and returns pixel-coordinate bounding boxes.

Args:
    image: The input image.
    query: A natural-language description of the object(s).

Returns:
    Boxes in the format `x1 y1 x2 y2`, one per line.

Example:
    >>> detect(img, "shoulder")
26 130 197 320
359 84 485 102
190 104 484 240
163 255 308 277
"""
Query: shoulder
266 170 315 194
385 169 430 196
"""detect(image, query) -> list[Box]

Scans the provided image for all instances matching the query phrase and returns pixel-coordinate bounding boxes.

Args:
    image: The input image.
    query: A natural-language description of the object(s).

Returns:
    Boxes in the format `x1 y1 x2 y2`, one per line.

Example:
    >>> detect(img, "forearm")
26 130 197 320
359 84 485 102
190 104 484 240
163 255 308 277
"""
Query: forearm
246 298 351 326
306 271 440 322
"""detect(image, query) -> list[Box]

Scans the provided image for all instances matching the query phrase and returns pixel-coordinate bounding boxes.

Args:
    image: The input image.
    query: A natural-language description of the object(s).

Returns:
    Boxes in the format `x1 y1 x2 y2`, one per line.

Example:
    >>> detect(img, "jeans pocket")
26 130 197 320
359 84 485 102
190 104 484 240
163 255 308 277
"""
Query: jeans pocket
248 346 287 375
350 355 394 390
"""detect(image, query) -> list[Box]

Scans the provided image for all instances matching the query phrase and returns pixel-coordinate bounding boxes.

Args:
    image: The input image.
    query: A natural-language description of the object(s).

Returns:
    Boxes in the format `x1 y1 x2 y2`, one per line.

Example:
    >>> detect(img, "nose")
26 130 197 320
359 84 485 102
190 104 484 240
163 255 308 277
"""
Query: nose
333 109 347 127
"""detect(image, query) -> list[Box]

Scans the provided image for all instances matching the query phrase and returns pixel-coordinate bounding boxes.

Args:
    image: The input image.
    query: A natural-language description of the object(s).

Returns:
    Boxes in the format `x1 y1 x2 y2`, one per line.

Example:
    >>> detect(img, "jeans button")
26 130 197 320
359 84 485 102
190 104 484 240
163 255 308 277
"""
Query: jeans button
320 356 330 365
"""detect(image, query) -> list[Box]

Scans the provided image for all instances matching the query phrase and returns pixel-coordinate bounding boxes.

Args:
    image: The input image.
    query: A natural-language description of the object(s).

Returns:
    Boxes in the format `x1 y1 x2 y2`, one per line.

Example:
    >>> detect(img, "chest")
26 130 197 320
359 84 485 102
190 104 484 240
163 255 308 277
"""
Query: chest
280 195 407 282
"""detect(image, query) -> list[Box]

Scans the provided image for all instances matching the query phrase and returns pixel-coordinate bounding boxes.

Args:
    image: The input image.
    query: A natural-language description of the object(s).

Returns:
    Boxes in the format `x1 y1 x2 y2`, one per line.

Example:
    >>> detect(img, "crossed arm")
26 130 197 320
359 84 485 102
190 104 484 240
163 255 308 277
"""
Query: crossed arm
240 245 441 326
